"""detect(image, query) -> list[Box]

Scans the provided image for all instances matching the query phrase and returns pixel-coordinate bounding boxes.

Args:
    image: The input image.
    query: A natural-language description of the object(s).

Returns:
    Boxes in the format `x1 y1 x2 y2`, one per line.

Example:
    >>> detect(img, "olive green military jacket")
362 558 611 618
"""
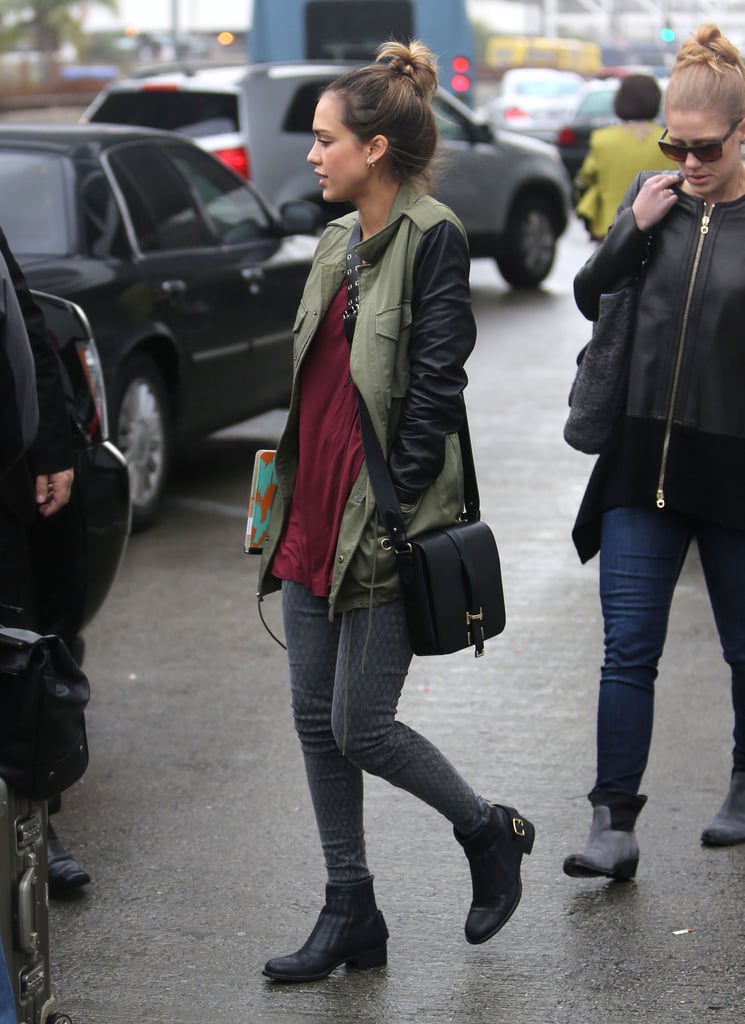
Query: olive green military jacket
258 183 474 617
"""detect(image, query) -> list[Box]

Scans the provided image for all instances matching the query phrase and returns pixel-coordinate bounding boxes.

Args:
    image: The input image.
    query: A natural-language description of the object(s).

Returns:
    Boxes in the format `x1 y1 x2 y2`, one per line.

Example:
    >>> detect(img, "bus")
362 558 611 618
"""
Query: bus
484 35 603 77
248 0 476 105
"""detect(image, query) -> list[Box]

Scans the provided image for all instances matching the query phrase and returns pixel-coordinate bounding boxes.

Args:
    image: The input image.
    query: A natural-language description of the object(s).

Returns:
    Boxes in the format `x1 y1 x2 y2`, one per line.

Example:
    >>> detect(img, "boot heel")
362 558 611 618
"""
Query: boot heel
615 857 638 880
349 944 387 970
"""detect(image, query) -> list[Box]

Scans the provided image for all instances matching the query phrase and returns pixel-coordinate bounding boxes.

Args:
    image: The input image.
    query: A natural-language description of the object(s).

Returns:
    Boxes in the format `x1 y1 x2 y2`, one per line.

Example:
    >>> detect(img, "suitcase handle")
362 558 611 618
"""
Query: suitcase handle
18 862 39 954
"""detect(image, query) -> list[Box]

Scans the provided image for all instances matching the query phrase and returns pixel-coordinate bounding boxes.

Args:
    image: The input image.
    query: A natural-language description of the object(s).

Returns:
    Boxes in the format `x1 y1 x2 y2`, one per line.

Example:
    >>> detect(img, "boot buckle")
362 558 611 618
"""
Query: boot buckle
512 817 525 837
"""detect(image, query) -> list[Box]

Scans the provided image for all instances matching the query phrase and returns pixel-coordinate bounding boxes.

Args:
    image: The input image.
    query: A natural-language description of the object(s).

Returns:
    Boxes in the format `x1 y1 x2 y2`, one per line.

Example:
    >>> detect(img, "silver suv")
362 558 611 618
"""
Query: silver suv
84 61 571 288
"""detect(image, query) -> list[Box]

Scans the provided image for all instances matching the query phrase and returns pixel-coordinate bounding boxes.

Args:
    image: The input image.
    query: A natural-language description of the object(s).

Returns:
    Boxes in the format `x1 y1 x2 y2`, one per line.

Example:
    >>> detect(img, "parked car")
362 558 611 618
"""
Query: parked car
82 60 571 290
0 124 321 530
30 291 130 647
478 67 585 143
555 78 622 178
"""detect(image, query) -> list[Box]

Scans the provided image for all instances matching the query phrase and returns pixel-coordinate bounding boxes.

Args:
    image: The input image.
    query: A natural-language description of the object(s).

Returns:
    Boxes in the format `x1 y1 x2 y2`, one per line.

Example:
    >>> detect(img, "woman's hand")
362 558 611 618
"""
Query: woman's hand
35 468 74 517
632 172 682 232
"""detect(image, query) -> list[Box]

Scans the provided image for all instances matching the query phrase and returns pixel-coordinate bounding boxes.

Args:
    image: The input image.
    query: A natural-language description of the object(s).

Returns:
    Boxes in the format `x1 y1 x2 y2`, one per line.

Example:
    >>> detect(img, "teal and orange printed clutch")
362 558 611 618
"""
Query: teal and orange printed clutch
244 449 277 554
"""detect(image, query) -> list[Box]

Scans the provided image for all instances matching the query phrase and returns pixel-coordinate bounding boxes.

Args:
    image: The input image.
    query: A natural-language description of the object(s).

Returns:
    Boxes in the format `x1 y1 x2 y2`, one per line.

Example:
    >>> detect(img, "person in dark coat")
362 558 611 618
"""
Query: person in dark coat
564 24 745 882
0 225 90 895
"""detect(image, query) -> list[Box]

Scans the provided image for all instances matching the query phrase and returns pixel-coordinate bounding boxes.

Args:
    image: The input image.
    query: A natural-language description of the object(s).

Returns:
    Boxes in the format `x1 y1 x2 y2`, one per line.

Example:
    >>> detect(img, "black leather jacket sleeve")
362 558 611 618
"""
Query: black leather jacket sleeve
0 226 73 476
574 174 657 321
388 220 476 501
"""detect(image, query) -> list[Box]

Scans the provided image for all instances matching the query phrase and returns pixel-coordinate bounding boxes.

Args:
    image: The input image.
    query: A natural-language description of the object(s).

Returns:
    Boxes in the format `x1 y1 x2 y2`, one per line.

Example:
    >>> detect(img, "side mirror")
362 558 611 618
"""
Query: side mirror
473 120 496 144
279 200 323 235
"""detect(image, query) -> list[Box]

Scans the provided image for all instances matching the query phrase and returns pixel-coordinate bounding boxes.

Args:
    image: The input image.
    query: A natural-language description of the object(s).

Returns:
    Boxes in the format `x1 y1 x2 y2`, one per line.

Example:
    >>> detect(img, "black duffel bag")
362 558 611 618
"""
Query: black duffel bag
0 626 90 799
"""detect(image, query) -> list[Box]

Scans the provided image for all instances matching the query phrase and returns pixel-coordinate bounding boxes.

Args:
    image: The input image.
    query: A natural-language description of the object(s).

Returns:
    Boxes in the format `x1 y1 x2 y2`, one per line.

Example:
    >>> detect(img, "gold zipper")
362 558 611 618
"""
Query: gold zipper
655 203 712 509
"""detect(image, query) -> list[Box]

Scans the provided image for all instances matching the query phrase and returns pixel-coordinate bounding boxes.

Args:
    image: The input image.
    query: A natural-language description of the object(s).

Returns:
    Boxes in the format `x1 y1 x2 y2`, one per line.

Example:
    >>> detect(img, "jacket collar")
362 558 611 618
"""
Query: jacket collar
328 183 424 264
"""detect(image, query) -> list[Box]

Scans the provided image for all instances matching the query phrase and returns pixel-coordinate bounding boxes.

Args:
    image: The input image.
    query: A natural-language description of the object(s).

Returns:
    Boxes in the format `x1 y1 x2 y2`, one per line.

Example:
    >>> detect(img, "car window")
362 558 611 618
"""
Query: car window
166 141 274 245
577 89 617 117
106 142 213 252
91 90 240 135
283 80 330 133
77 164 129 259
513 78 582 98
0 152 71 256
433 95 473 143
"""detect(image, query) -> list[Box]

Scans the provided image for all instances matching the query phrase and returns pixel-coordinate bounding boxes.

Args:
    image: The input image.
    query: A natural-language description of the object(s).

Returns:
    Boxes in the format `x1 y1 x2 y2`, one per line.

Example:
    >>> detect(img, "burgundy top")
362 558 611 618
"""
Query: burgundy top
271 284 364 597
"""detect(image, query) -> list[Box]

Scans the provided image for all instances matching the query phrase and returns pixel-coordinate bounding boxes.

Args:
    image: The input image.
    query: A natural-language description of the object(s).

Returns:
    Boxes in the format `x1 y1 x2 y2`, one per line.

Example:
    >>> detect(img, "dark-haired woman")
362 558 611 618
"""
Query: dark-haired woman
565 24 745 882
574 74 677 240
257 40 534 982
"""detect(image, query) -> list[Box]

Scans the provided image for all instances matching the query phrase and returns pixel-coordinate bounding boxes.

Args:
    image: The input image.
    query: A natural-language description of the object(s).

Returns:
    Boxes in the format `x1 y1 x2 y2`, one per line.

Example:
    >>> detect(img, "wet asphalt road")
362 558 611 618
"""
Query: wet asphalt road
45 219 745 1024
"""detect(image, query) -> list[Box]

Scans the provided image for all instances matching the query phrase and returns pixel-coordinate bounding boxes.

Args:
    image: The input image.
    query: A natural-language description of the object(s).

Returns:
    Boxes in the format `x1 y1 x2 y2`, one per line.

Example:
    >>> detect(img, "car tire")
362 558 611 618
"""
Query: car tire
112 354 170 532
496 196 559 289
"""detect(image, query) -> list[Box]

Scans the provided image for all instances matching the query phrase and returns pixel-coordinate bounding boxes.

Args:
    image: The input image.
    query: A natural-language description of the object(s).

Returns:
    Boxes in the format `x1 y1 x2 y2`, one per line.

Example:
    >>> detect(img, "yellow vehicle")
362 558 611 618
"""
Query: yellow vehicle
485 36 602 77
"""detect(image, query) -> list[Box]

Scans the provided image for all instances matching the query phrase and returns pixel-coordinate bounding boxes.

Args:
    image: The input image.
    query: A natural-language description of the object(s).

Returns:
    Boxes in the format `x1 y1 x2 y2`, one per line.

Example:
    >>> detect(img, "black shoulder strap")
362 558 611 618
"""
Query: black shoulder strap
344 229 481 560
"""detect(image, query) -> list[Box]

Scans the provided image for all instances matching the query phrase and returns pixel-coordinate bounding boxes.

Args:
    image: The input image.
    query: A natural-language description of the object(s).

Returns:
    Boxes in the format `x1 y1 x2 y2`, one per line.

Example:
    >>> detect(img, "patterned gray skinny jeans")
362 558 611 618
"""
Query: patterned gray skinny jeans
281 580 488 883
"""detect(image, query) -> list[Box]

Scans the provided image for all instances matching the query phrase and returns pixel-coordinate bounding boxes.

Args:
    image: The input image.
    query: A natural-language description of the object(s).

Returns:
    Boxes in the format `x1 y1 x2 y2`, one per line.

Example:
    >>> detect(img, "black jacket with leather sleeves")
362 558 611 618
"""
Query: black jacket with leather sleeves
572 171 745 560
389 219 475 503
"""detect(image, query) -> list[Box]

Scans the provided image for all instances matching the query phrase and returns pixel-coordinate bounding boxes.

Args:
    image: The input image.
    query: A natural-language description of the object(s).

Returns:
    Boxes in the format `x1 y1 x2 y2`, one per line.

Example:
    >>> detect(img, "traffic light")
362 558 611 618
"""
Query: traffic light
661 23 676 43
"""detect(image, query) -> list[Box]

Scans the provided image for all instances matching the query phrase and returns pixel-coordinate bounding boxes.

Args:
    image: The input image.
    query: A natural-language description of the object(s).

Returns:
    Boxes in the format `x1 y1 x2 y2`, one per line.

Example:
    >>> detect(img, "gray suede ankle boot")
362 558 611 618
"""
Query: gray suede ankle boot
701 769 745 846
563 791 646 880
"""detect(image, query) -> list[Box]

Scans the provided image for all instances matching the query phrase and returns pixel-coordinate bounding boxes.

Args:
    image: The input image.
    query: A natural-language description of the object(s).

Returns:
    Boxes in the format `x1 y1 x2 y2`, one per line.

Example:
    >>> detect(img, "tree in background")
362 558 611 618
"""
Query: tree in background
0 0 118 82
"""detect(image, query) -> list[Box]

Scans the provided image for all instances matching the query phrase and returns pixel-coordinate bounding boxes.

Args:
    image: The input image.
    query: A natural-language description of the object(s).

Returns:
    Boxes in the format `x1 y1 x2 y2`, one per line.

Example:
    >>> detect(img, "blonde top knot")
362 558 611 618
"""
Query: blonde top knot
665 23 745 125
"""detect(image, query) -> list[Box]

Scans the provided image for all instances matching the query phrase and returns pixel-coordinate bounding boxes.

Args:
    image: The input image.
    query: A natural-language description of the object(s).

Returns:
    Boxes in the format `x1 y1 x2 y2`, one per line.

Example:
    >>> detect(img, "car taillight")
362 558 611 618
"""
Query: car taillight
214 146 250 179
75 340 108 443
556 126 578 147
505 107 531 124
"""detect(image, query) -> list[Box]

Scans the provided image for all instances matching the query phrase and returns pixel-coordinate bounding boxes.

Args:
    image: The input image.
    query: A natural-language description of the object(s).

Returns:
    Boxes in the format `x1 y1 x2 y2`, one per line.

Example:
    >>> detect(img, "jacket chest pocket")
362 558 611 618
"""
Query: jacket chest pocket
374 303 411 401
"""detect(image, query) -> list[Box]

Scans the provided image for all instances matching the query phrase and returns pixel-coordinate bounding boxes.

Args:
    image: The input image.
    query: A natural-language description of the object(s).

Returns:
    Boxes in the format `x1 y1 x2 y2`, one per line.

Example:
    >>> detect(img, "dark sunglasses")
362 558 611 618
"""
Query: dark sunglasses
658 123 740 163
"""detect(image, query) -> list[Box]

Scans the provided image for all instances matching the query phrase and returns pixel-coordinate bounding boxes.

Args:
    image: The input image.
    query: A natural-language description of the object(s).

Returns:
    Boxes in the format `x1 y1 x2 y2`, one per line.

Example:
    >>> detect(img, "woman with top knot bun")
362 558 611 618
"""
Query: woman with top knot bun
257 39 535 982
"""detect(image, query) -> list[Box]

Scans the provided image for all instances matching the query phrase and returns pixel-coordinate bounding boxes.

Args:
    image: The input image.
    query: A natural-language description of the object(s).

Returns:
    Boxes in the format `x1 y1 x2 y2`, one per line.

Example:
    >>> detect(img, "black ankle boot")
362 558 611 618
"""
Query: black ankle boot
262 876 389 982
455 803 535 945
47 822 91 898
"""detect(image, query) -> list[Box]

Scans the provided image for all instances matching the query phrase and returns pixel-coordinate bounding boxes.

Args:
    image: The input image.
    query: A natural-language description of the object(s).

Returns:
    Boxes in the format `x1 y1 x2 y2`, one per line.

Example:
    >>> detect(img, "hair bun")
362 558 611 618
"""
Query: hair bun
376 39 438 101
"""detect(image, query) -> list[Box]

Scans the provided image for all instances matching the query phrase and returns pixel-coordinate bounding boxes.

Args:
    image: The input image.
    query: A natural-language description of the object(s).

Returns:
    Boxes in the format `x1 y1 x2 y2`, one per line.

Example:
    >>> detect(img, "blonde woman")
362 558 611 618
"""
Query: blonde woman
565 24 745 881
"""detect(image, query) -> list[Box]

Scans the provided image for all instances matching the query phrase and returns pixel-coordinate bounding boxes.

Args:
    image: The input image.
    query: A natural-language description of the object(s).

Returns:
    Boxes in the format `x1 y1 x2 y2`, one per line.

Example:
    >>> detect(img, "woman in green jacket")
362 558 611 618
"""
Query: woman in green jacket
574 74 676 240
258 40 534 983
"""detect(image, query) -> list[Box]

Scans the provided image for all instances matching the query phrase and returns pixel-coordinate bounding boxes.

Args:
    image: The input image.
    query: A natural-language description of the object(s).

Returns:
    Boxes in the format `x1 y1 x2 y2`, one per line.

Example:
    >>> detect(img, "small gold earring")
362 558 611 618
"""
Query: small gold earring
368 159 375 169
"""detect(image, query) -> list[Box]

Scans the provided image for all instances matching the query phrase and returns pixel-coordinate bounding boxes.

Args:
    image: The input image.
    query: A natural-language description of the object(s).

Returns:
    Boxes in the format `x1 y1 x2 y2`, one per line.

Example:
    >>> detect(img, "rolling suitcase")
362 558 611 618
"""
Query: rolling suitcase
0 779 70 1024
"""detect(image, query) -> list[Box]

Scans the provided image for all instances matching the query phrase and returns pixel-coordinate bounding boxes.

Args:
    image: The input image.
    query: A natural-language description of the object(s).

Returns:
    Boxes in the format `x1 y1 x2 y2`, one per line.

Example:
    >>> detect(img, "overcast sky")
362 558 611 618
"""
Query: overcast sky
79 0 252 32
80 0 509 36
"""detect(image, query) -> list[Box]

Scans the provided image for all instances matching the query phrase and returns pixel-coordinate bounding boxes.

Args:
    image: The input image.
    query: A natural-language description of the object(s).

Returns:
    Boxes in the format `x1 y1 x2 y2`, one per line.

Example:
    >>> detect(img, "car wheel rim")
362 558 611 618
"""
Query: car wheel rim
117 378 165 508
519 209 554 277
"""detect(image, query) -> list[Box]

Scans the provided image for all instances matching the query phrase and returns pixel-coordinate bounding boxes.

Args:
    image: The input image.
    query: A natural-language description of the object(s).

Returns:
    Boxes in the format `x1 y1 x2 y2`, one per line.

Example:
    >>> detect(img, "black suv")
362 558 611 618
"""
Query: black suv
84 61 572 289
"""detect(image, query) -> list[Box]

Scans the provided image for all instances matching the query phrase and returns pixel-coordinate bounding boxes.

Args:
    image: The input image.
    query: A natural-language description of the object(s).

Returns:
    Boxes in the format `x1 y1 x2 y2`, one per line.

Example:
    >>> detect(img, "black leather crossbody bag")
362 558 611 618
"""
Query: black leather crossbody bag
345 226 505 657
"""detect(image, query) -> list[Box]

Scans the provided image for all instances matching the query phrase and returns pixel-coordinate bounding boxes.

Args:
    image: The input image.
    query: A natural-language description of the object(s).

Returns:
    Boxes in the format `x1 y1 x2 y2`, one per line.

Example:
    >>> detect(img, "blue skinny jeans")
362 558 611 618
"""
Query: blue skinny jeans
596 506 745 797
0 942 15 1024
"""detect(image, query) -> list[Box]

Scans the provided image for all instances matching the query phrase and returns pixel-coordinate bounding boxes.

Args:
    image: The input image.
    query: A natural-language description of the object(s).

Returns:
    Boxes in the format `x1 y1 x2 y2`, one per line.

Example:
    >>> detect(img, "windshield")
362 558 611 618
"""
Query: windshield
91 91 240 135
